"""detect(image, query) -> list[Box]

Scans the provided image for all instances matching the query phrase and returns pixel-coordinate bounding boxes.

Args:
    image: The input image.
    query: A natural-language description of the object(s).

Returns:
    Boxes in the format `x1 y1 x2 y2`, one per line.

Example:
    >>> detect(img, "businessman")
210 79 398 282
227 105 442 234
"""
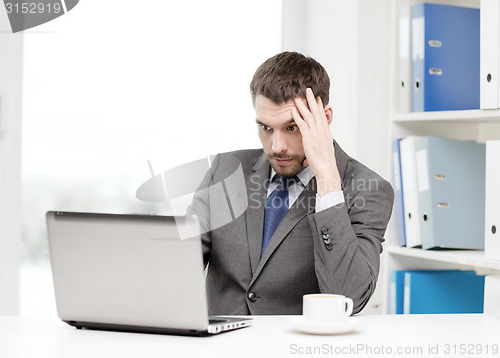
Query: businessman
187 51 394 315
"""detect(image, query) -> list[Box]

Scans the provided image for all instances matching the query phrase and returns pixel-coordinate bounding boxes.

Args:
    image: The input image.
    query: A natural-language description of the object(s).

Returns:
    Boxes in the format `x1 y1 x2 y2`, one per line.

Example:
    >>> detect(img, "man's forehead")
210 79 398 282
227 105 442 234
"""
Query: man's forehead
254 94 310 116
255 98 294 123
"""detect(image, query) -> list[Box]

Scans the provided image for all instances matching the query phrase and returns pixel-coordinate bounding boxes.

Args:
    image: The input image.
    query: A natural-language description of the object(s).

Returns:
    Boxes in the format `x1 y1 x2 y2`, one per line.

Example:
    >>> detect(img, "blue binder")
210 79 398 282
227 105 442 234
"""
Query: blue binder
414 136 485 249
391 138 406 246
404 271 485 314
411 3 479 111
390 269 466 314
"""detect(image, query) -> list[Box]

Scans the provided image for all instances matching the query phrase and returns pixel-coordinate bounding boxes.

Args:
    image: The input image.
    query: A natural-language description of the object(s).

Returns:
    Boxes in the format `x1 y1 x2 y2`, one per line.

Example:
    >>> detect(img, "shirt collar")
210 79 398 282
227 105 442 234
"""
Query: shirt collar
269 166 314 187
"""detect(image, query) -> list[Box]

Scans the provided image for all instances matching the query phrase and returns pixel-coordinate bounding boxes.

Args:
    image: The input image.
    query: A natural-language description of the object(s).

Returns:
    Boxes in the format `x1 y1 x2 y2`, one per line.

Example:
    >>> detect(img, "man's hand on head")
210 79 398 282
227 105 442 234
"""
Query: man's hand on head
291 88 342 197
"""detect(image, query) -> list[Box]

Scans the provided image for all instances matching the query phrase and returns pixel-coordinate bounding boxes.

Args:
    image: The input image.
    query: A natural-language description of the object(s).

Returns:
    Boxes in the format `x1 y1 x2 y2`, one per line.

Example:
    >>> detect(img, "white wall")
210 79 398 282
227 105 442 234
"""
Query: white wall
0 12 23 315
283 0 392 178
283 0 392 314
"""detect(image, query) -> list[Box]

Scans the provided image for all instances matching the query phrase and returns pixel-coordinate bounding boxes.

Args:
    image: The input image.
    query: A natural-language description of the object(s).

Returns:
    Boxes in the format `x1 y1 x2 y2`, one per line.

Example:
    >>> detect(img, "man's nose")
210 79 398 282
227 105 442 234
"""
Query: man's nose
272 131 288 153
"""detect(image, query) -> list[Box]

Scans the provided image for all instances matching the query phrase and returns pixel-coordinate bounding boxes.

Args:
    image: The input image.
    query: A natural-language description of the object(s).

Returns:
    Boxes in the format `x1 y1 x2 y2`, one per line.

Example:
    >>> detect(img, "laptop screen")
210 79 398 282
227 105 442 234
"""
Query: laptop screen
47 212 209 331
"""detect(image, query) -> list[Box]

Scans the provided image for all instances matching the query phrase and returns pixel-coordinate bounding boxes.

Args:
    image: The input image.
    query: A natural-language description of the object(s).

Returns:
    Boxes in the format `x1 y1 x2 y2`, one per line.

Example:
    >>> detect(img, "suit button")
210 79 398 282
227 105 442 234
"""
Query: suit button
248 292 258 302
321 226 329 235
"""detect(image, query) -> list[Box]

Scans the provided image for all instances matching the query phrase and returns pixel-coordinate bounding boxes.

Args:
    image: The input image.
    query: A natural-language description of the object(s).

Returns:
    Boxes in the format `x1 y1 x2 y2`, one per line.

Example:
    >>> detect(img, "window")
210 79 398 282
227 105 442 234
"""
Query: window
21 0 282 315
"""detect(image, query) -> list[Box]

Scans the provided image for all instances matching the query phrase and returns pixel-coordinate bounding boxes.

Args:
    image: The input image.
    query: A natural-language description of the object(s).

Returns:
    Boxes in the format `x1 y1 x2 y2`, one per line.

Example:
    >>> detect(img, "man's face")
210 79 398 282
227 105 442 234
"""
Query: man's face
254 95 306 177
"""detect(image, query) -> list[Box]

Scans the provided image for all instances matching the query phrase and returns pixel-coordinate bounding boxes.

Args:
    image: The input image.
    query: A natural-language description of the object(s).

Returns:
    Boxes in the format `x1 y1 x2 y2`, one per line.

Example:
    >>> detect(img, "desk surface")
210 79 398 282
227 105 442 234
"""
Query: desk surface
1 314 500 358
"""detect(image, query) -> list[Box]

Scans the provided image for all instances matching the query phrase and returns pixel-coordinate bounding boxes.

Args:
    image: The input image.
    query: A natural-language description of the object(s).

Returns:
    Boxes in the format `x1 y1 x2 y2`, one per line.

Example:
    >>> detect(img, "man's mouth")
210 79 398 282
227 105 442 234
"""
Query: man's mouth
274 158 293 166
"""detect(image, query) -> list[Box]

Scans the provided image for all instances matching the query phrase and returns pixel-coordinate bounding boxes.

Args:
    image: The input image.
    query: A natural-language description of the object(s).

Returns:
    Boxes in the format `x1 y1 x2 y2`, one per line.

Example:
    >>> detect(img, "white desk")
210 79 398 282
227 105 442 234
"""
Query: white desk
1 314 499 358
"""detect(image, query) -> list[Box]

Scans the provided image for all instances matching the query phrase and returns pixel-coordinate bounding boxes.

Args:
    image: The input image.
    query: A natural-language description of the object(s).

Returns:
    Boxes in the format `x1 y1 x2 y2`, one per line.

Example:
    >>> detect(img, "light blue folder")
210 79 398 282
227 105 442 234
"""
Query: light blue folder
392 138 406 246
414 136 485 249
404 271 485 314
411 3 479 111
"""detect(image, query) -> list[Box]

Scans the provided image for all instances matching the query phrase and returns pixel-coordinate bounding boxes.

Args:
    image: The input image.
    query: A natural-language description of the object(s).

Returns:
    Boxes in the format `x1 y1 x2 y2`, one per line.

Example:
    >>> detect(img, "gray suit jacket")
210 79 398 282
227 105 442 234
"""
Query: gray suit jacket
187 141 393 315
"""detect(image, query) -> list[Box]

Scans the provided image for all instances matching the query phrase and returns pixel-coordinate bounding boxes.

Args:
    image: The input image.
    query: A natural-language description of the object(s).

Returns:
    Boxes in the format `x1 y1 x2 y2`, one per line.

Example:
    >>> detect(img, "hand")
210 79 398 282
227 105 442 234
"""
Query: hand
291 88 341 197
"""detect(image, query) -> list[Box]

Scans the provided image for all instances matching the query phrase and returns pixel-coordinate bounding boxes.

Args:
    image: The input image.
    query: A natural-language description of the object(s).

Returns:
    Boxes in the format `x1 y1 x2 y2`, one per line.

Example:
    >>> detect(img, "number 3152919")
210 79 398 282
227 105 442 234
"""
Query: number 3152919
5 2 62 14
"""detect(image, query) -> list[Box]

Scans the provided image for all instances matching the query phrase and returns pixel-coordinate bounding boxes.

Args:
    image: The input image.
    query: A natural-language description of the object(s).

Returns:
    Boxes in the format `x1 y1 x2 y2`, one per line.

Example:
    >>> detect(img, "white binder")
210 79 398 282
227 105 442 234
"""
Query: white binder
480 0 500 109
398 5 412 113
400 136 422 248
485 140 500 260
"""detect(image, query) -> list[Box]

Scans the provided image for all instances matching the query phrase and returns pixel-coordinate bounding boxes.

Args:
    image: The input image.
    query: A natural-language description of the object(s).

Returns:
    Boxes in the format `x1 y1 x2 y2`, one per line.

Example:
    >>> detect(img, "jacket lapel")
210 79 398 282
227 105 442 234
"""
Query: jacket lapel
245 154 270 274
333 139 349 185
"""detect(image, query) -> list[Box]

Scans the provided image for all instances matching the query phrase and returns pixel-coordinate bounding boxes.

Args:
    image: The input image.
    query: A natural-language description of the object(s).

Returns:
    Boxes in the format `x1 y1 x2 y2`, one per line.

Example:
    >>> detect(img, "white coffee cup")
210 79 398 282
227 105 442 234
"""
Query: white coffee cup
303 294 353 323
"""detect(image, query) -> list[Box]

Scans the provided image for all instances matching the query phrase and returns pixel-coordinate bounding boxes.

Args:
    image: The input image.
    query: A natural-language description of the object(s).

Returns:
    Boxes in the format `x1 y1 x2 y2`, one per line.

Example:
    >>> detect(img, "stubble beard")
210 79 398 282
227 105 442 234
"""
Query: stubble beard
265 152 306 178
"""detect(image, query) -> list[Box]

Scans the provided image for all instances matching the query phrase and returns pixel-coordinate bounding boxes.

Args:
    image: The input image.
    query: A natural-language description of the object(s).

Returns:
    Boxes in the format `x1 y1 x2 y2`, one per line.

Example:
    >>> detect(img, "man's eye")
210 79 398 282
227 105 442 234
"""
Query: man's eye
287 126 299 132
260 124 271 131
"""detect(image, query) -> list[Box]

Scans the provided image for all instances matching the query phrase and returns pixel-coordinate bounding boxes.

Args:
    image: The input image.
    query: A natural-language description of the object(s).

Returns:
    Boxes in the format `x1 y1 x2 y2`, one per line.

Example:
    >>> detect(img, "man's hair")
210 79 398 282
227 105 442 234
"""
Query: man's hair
250 51 330 105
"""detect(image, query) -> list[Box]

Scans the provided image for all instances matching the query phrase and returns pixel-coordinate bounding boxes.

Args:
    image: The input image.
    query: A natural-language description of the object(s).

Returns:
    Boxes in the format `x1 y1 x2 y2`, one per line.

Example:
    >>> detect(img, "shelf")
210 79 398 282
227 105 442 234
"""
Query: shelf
392 109 500 123
386 245 500 271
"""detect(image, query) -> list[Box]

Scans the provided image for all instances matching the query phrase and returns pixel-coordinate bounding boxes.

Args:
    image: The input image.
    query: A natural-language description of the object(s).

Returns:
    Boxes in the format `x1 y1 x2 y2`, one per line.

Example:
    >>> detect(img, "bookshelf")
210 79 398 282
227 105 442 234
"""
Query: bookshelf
393 109 500 123
387 246 500 272
383 0 500 313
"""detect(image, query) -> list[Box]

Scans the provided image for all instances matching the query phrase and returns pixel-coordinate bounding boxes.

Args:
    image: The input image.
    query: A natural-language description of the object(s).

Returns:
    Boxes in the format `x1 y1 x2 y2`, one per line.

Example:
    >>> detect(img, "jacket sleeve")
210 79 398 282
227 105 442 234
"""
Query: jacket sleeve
307 173 394 314
186 154 222 267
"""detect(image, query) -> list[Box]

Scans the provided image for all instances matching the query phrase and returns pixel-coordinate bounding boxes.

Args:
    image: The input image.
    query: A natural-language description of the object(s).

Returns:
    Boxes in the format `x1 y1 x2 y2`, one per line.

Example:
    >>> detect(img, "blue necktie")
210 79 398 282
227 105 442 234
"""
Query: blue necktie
261 176 296 256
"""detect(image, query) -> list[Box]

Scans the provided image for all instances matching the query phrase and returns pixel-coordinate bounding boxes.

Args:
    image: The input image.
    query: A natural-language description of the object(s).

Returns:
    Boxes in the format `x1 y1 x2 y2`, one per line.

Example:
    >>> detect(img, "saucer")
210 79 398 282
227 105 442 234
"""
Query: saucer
288 316 360 335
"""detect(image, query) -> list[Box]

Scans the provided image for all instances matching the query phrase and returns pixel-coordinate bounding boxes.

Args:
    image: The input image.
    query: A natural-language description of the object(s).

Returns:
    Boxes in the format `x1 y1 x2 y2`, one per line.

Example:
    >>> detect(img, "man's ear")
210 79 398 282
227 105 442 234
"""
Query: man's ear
324 104 333 126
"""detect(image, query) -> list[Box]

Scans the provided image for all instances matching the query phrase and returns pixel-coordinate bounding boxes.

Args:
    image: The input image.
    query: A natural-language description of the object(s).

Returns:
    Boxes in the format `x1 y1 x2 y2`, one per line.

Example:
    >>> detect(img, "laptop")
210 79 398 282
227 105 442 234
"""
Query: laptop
46 211 253 336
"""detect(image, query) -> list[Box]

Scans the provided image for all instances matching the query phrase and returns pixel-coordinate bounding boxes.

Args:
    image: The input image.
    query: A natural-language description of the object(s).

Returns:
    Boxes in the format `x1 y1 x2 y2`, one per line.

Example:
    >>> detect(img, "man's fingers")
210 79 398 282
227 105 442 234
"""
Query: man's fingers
294 89 331 138
293 97 313 124
305 88 322 124
316 96 330 132
291 107 309 133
